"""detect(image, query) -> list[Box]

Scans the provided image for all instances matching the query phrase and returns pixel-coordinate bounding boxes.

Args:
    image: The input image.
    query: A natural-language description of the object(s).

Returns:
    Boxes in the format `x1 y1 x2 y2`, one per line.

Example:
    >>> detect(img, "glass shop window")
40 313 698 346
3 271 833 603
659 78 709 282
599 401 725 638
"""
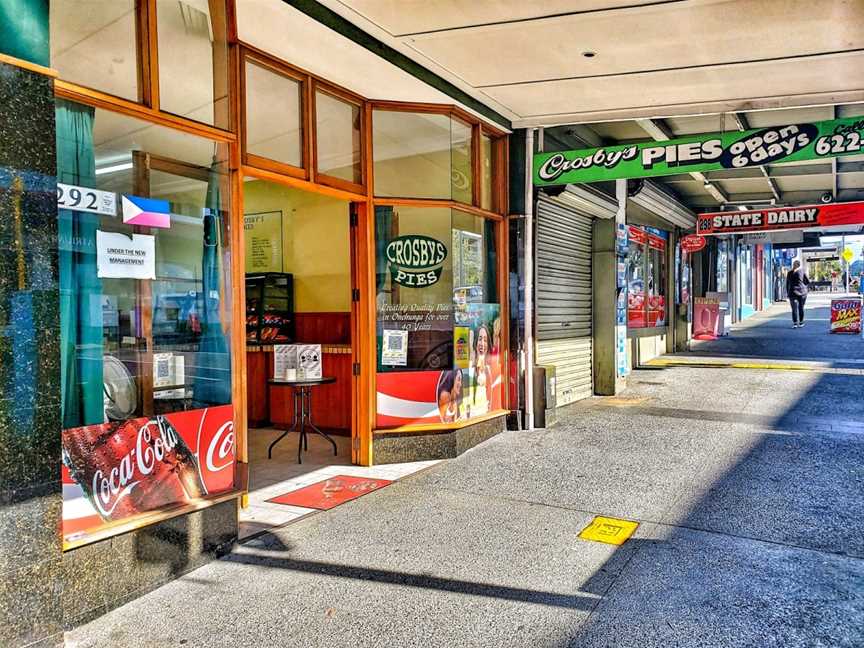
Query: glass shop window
372 110 473 202
50 0 139 100
480 133 494 211
245 59 304 169
50 1 230 129
626 225 667 328
716 239 729 293
315 89 362 185
156 0 229 127
56 99 233 429
374 207 502 427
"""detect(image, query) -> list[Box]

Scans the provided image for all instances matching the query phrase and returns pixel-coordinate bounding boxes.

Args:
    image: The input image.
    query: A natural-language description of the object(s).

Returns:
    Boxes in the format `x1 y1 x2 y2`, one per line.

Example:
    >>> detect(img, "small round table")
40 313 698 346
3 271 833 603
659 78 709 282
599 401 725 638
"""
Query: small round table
267 377 338 464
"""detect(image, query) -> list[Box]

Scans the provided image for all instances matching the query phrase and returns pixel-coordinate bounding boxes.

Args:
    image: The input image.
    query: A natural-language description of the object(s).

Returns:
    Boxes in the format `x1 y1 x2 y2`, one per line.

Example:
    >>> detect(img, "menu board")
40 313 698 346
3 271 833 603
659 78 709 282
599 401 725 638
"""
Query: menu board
244 211 283 273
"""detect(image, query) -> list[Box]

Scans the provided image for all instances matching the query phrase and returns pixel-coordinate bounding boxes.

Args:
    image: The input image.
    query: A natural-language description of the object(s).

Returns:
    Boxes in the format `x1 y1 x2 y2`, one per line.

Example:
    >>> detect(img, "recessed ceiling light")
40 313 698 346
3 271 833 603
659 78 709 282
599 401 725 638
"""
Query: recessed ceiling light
582 51 596 58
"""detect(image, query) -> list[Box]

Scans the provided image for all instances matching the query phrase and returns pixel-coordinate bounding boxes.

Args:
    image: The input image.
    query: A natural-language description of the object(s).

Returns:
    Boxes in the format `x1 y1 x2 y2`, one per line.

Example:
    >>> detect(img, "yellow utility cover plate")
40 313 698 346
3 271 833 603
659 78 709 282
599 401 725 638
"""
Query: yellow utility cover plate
579 516 639 545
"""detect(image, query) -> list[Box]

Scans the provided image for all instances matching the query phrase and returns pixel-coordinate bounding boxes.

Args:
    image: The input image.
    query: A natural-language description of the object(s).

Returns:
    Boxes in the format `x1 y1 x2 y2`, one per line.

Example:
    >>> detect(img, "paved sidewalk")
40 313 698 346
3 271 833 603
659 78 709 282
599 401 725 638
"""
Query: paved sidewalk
68 298 864 648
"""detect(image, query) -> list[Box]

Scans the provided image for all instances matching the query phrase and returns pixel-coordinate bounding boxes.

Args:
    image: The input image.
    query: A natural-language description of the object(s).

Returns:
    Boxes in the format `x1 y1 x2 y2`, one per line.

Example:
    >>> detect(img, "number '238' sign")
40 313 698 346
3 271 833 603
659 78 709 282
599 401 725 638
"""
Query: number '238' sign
57 183 117 216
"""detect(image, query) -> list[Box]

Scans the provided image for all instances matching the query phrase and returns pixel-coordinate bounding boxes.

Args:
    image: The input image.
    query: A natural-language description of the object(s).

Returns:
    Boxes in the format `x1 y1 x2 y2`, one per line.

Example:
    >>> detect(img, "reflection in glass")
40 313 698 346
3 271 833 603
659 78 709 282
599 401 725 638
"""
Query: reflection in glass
157 0 229 126
374 207 501 425
316 90 361 184
451 119 472 204
480 134 494 211
245 60 303 168
57 99 232 429
373 111 474 202
51 0 138 100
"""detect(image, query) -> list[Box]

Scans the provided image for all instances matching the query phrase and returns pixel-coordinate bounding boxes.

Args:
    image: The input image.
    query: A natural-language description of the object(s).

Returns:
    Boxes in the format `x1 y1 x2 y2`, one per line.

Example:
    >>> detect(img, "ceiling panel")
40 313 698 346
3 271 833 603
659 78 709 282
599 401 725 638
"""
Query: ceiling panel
237 2 458 109
743 105 836 126
664 114 740 136
333 0 665 36
485 51 864 122
774 176 832 193
405 0 864 87
839 172 864 190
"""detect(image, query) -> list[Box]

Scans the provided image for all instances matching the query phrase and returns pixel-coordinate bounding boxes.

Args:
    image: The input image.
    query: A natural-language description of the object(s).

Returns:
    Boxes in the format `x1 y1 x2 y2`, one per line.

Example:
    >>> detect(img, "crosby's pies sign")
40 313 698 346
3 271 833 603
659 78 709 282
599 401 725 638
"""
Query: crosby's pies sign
697 201 864 236
534 117 864 185
385 235 448 287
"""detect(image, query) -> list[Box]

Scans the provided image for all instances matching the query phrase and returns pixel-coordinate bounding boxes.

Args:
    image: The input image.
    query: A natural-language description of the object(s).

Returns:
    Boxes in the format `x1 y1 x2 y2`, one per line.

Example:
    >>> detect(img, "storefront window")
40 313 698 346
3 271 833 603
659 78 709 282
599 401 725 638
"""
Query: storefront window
626 225 667 328
244 60 303 168
375 207 501 426
451 118 473 205
156 0 229 126
372 110 474 202
741 244 753 305
57 99 236 547
717 239 729 292
50 0 138 101
315 89 361 185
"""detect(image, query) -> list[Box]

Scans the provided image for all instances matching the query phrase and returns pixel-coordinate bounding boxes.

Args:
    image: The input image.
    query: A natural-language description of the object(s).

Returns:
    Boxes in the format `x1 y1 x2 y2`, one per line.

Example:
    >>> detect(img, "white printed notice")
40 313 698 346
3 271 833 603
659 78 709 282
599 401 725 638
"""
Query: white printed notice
96 230 156 279
381 329 408 366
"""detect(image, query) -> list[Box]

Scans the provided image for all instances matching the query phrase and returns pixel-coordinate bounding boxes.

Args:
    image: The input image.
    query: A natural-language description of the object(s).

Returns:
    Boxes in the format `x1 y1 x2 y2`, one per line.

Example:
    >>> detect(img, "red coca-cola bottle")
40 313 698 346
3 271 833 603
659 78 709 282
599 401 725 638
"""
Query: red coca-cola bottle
62 415 206 523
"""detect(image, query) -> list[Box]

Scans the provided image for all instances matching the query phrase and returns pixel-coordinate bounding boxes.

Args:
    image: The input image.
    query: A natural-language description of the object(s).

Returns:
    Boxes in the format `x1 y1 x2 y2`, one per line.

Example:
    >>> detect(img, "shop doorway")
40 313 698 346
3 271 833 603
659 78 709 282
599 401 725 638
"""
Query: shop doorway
240 178 358 536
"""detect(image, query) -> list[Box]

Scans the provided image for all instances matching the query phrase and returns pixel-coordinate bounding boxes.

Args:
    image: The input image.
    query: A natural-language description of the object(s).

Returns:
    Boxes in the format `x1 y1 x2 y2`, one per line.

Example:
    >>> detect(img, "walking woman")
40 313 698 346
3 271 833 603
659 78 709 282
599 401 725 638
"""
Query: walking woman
786 260 810 328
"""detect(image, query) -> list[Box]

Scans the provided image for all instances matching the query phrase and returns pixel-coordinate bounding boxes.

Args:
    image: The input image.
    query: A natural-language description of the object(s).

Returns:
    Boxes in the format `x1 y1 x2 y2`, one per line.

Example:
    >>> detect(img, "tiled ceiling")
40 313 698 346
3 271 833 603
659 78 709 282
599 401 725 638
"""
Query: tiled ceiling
322 0 864 126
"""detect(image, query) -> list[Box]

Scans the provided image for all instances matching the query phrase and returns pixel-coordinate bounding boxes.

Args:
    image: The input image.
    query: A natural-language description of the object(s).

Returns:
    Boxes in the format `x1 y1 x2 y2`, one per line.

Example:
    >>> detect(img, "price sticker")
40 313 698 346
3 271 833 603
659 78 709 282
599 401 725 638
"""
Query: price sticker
57 183 117 216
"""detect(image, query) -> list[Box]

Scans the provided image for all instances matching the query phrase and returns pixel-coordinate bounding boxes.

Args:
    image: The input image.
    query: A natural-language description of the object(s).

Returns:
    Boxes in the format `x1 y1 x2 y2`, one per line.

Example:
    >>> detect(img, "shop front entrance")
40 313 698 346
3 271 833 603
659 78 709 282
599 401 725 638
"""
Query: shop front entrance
240 178 361 536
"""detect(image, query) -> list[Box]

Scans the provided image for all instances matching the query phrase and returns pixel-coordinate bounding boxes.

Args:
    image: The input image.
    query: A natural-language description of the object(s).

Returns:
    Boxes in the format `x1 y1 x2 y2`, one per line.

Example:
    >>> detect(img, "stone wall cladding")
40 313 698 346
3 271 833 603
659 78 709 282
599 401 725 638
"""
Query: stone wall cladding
372 416 506 465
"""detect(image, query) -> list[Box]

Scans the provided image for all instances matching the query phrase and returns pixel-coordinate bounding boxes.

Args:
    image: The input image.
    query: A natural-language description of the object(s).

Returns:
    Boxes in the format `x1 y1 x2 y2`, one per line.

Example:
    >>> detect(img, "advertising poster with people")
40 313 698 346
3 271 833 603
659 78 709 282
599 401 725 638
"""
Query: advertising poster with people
376 304 503 428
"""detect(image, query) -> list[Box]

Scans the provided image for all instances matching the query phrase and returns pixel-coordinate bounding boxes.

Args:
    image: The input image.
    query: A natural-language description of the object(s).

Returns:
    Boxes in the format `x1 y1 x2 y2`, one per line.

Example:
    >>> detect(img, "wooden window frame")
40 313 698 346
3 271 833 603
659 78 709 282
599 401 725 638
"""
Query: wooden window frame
312 80 367 195
240 51 309 180
53 0 233 137
369 101 507 215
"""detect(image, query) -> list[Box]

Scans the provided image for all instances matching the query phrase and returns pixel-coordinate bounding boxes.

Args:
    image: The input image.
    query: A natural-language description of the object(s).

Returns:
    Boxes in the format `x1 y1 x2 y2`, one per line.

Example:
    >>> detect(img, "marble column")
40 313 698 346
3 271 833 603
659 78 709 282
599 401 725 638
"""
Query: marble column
0 61 63 647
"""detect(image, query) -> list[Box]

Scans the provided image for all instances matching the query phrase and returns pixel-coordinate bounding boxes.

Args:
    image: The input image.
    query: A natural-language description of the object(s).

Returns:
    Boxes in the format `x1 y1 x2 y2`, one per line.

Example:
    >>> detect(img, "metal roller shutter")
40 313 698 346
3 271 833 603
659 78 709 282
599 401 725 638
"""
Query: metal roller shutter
536 197 595 406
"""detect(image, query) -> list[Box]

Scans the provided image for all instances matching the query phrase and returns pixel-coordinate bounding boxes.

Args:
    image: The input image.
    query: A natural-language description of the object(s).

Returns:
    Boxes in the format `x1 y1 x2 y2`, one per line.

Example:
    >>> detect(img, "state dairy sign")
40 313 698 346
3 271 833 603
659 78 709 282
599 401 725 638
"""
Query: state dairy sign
696 201 864 236
534 117 864 185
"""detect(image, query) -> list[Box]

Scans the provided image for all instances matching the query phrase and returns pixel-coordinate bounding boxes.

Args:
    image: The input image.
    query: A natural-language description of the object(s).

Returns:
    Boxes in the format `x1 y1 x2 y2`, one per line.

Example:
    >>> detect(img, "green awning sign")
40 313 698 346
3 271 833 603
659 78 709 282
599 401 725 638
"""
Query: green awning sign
533 117 864 186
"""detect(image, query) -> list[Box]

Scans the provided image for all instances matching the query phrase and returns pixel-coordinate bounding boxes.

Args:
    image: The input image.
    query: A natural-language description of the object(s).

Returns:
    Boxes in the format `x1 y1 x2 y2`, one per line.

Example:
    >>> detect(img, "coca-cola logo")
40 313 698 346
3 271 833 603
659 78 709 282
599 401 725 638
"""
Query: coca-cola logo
206 421 235 473
91 418 179 517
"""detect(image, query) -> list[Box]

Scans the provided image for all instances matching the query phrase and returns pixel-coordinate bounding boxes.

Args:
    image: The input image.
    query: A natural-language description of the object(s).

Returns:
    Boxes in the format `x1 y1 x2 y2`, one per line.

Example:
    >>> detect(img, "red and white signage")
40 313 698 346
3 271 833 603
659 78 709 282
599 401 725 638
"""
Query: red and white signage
697 200 864 236
62 405 235 545
693 298 721 340
680 234 707 253
830 298 862 334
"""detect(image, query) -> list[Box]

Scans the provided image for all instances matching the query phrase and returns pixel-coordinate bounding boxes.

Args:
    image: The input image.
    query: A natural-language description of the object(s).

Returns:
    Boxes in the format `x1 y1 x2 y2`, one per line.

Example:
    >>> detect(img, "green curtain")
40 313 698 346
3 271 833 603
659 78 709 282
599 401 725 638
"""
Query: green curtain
192 159 231 406
0 0 49 66
375 205 394 294
57 99 104 428
484 218 497 303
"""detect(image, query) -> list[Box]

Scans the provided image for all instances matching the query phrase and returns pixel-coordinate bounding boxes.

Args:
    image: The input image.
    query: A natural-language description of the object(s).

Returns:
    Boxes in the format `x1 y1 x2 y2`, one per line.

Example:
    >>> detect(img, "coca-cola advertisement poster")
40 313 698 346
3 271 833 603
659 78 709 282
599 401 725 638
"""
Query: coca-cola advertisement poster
62 405 236 546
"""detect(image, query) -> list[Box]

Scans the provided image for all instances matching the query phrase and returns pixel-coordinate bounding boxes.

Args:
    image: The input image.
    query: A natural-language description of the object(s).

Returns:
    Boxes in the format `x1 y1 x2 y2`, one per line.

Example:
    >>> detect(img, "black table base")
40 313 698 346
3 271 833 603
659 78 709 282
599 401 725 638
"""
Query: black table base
268 378 338 464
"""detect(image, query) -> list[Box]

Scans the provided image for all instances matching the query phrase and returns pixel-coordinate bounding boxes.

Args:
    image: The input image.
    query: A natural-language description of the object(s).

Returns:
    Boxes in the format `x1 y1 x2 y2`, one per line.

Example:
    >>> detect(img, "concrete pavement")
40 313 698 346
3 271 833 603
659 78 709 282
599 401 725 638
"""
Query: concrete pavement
68 297 864 647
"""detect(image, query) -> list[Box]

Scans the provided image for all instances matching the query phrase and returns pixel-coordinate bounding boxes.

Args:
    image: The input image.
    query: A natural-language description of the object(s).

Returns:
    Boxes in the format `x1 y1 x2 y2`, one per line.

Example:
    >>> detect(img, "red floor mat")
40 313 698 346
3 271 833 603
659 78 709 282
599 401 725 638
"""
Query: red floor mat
267 475 392 510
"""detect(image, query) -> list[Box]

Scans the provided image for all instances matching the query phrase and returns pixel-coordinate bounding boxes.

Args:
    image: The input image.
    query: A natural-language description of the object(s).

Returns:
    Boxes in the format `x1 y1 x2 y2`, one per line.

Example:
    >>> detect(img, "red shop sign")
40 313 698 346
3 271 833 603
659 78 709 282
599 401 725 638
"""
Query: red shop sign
680 234 707 253
697 200 864 235
830 298 862 334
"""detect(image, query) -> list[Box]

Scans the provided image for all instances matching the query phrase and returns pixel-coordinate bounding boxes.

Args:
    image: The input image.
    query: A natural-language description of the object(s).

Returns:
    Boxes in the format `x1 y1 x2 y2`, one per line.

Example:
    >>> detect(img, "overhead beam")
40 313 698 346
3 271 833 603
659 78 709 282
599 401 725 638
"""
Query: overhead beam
635 118 729 205
732 112 781 201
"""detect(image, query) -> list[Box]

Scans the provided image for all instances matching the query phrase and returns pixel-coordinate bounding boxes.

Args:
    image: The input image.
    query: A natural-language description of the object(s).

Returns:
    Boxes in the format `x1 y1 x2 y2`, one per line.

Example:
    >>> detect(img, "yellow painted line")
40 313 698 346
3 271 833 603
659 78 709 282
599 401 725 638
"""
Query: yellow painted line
647 359 814 372
578 516 639 546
